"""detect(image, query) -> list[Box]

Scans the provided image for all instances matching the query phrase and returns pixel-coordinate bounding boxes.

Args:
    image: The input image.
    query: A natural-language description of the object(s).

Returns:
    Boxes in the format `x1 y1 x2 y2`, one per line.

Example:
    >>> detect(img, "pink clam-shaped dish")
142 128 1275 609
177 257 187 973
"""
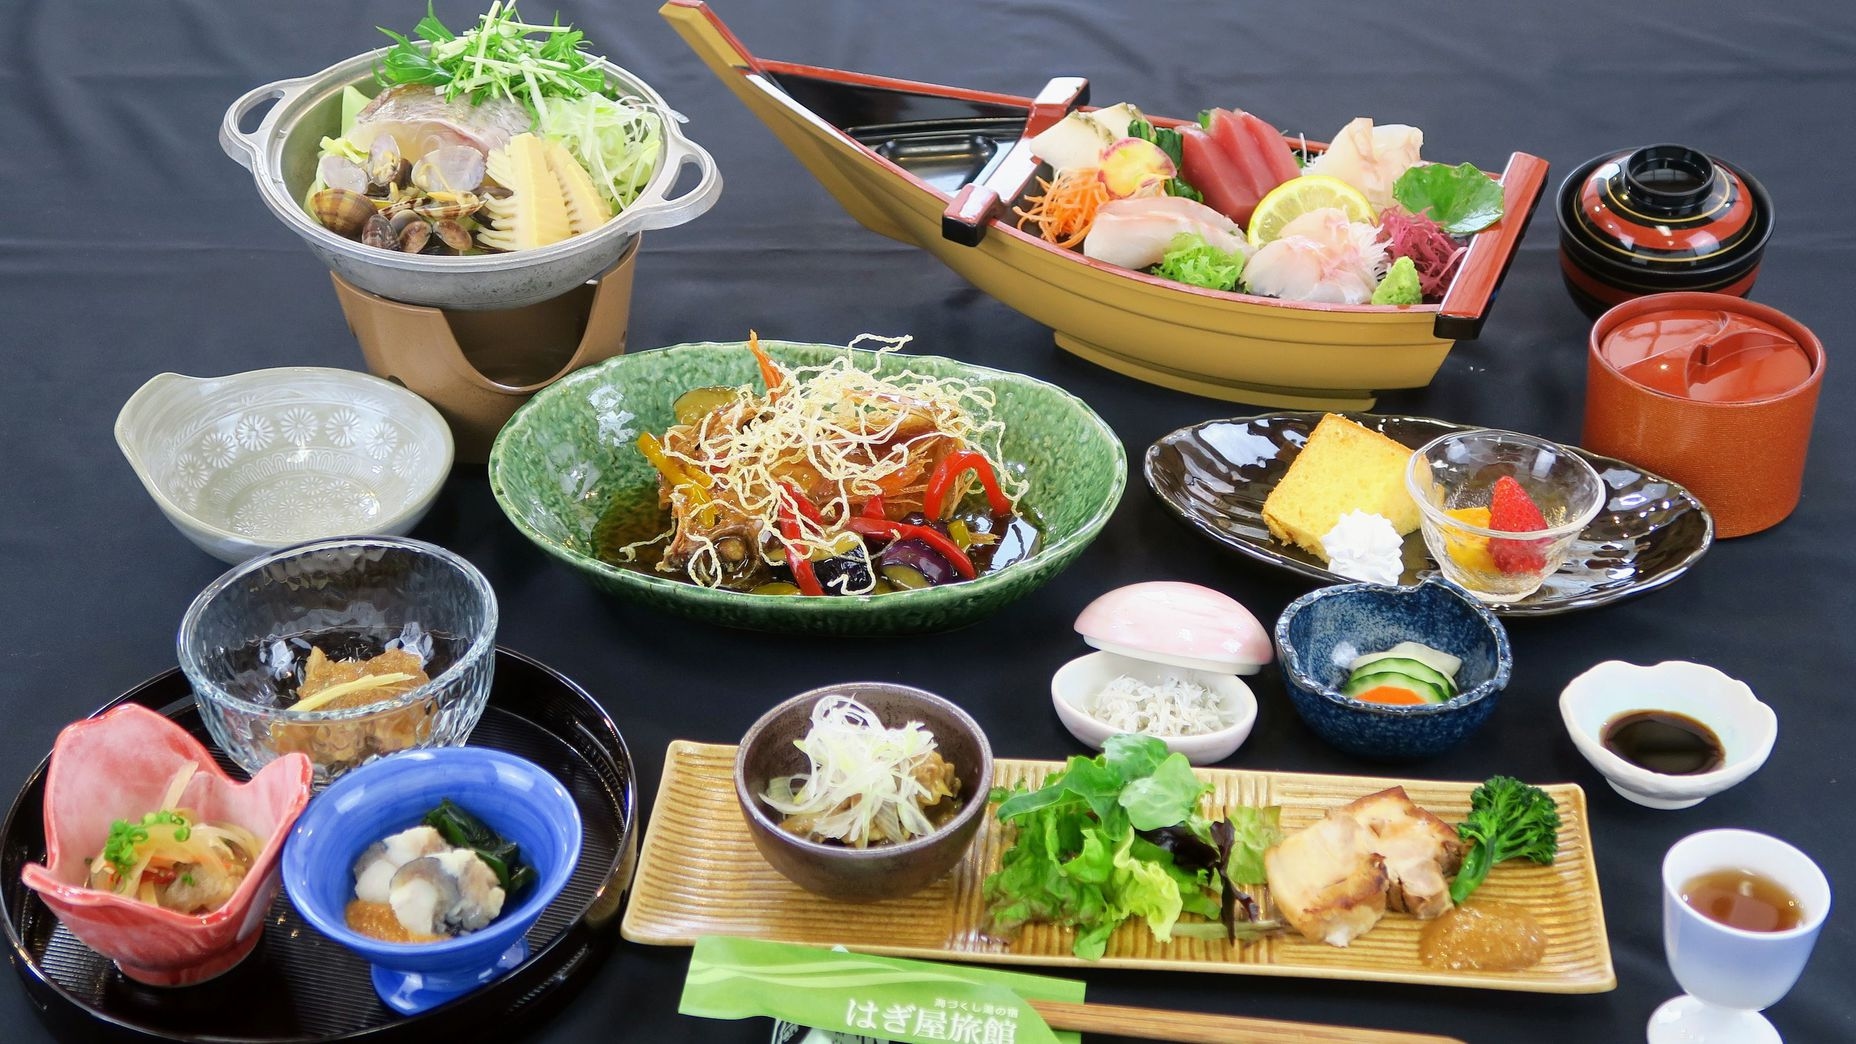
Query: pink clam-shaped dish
20 704 313 986
1072 581 1273 674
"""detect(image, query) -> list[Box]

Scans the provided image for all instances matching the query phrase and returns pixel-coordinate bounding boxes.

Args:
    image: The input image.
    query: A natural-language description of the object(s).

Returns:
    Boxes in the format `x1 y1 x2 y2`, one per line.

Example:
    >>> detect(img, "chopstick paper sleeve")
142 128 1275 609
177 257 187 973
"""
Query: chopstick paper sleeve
680 936 1084 1044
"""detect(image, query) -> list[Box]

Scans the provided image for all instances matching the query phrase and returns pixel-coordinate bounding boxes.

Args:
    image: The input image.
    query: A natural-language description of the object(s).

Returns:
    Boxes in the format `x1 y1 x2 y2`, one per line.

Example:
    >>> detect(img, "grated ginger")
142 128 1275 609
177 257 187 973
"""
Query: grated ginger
1090 674 1234 737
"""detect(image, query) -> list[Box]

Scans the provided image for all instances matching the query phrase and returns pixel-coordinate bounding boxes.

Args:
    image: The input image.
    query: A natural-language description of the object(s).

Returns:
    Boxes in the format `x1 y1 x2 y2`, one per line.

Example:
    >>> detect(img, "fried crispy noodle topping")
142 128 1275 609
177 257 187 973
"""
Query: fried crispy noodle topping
760 695 960 848
624 334 1024 591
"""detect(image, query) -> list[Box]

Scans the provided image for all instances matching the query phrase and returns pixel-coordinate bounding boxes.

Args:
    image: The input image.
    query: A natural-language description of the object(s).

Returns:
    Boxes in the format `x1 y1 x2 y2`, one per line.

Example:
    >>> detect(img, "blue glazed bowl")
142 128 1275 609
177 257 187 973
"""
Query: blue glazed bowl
1273 577 1512 761
282 747 582 1014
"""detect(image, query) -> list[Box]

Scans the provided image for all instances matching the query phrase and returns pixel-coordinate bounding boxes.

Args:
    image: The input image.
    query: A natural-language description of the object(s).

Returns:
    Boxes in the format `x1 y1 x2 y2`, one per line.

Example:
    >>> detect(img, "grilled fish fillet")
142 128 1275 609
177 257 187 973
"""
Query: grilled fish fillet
349 85 532 160
1336 787 1465 920
1264 812 1388 947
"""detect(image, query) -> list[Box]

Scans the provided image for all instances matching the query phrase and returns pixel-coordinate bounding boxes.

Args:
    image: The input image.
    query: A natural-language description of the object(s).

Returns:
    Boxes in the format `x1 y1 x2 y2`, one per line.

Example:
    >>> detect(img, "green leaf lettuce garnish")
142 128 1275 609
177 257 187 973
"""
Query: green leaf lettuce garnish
982 734 1280 959
1392 161 1504 235
1372 255 1424 306
1152 232 1245 292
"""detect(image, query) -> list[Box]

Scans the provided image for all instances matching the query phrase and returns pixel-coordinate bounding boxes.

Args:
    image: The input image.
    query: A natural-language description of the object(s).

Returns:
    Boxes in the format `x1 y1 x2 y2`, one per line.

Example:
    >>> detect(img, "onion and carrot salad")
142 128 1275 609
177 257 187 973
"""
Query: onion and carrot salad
622 334 1036 596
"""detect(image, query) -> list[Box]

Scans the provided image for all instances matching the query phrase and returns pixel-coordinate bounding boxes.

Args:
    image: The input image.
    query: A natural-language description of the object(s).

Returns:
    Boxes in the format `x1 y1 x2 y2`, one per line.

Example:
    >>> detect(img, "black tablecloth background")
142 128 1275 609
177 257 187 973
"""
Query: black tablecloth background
3 1 1851 1040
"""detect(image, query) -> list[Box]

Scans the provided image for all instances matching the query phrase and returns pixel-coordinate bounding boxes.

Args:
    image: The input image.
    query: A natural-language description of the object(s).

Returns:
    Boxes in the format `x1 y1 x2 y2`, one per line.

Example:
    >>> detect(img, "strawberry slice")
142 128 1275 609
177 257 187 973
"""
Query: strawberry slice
1487 475 1550 575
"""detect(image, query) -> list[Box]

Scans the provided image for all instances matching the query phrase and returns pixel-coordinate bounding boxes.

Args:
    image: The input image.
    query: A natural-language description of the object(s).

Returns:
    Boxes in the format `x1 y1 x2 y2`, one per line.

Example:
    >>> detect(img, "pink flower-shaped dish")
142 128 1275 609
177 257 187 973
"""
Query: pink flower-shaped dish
19 704 313 986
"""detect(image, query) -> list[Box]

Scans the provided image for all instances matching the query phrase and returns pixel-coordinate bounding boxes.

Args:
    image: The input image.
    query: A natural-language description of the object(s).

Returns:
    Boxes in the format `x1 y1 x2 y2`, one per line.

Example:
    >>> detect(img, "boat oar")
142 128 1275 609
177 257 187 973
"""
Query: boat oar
942 76 1089 246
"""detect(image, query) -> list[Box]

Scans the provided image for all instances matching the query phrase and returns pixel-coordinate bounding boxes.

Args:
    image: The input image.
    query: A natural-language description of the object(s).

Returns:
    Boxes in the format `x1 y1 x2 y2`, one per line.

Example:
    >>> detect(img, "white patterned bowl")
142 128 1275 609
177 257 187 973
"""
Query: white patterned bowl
116 368 453 563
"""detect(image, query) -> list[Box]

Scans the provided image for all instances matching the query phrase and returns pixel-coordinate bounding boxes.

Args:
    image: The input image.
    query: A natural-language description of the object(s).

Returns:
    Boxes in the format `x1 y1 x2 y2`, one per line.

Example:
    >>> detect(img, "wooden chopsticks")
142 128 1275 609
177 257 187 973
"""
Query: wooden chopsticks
1027 999 1466 1044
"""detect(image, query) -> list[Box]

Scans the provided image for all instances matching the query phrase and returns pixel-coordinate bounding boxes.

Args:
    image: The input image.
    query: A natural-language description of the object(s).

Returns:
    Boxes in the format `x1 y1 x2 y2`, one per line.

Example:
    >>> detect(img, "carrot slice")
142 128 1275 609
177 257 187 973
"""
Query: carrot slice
1354 685 1430 706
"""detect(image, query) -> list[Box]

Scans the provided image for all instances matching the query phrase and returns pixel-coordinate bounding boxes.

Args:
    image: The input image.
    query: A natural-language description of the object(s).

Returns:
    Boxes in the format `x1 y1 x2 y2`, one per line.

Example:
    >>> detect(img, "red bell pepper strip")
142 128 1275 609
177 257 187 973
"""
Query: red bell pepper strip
779 481 825 524
922 450 1013 519
845 517 976 580
777 508 824 596
861 494 887 519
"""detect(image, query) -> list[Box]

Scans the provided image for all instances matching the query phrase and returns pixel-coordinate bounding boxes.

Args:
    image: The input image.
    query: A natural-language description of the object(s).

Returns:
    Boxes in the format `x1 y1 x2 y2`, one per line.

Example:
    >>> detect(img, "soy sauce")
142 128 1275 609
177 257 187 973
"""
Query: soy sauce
1601 710 1725 775
1681 869 1803 932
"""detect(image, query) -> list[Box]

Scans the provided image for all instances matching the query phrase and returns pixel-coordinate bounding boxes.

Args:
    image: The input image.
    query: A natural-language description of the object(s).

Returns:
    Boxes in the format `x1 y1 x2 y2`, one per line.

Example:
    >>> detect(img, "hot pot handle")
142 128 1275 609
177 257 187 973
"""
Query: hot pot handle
220 73 322 171
611 127 725 234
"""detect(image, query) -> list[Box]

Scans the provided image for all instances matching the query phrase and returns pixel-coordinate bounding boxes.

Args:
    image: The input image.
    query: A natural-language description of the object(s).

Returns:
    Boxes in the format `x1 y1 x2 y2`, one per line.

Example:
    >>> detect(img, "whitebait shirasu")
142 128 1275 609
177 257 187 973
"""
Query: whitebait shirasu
759 695 959 848
1090 675 1234 737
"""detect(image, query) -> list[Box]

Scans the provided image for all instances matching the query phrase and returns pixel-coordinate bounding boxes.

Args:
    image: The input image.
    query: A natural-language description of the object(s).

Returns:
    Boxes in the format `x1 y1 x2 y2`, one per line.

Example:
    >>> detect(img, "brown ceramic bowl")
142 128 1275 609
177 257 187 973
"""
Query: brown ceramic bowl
734 683 993 902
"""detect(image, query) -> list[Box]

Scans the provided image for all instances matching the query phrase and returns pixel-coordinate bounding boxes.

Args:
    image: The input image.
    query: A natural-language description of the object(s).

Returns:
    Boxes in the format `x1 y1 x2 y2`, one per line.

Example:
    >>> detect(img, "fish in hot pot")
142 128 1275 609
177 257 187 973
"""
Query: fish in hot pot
347 84 531 160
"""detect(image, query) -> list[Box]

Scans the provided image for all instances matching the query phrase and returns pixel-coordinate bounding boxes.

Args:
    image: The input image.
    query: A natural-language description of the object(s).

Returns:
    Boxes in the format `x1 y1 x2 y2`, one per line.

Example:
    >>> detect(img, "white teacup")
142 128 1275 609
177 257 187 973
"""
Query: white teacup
1649 829 1831 1043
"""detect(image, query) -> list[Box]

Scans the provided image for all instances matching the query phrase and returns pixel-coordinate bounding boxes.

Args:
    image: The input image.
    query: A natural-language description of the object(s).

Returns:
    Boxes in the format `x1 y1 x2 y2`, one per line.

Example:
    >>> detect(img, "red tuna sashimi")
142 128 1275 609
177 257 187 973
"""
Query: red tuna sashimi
1179 126 1258 228
1212 109 1299 202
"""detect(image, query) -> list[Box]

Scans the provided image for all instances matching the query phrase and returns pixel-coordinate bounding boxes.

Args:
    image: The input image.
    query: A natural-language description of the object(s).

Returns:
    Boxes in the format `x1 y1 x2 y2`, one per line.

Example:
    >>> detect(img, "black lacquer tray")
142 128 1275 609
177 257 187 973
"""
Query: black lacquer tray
1146 412 1715 616
2 648 637 1042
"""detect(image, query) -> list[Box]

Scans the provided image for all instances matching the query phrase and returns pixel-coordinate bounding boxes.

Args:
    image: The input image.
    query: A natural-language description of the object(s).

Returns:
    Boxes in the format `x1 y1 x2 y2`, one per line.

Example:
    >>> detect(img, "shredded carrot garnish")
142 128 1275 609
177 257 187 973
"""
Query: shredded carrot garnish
1014 168 1111 248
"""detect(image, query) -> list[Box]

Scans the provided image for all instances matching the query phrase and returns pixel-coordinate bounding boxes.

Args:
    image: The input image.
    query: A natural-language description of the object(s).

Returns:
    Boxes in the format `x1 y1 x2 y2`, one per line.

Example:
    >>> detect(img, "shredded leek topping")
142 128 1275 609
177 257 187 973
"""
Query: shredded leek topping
759 695 960 848
536 92 663 210
1090 675 1234 737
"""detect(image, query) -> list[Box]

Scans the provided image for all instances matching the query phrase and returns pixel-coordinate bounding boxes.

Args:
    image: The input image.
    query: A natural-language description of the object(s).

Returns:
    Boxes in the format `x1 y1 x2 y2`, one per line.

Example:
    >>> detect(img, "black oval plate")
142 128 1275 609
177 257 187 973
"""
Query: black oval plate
1 648 637 1042
1145 412 1714 616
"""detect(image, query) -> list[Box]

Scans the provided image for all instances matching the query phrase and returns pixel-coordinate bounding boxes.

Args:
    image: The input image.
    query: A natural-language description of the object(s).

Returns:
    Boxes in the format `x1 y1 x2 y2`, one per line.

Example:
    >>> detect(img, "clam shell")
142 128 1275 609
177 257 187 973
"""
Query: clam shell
397 219 433 254
431 218 474 252
310 188 378 239
360 213 397 251
317 155 369 196
367 136 403 188
412 145 487 194
413 191 484 221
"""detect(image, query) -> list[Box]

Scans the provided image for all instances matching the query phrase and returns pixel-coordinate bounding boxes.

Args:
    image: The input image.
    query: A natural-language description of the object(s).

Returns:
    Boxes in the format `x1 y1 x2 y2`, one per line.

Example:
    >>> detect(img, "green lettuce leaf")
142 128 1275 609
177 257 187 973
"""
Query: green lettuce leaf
1119 753 1211 831
1392 162 1504 235
1222 805 1283 885
1108 832 1184 942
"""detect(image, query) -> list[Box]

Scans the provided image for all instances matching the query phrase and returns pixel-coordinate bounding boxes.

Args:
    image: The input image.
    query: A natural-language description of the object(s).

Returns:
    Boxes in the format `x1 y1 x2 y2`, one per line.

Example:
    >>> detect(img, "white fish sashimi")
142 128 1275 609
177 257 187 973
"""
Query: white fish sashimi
348 85 533 162
1083 196 1250 271
1243 207 1386 304
1303 117 1424 212
352 824 448 904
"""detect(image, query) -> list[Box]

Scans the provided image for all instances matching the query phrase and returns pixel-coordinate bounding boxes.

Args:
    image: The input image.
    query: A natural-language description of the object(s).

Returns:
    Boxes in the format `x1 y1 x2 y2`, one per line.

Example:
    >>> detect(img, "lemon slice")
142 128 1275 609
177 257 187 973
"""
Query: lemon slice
1247 174 1376 248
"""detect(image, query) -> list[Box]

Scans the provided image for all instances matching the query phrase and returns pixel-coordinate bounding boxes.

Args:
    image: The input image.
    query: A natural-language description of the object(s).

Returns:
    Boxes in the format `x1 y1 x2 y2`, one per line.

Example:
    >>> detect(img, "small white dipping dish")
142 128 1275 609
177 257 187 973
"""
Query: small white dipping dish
1051 582 1270 765
1560 660 1777 809
116 367 454 563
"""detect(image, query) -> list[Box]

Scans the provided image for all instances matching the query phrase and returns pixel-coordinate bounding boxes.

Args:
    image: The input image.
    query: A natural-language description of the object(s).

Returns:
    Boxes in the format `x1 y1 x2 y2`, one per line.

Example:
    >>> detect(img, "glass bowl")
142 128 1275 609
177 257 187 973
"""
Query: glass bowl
178 536 498 783
1405 429 1605 603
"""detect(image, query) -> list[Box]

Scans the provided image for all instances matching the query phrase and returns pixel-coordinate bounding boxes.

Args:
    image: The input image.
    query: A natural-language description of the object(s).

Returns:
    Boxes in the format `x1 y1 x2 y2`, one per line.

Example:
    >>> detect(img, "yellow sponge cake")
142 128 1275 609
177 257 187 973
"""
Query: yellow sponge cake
1262 414 1421 556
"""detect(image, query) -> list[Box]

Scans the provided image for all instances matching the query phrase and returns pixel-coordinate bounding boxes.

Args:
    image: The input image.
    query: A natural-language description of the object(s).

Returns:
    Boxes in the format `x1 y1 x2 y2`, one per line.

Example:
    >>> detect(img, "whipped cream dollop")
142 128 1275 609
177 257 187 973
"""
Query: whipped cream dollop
1320 511 1405 586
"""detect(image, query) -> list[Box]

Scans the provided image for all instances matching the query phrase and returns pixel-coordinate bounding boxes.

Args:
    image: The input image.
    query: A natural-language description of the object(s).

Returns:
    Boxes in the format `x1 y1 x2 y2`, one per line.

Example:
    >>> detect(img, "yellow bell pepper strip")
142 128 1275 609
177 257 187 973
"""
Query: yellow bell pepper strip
635 432 710 503
845 516 976 580
922 449 1012 519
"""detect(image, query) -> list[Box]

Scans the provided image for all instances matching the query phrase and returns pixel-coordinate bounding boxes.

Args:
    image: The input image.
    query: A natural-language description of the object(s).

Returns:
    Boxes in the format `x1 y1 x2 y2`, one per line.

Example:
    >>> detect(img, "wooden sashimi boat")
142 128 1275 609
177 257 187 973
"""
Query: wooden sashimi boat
662 1 1549 409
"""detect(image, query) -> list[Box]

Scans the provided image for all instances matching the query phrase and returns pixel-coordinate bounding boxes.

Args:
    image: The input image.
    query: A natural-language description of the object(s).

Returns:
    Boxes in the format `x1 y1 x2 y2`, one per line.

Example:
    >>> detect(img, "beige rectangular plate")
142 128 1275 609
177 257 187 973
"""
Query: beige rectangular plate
621 742 1615 993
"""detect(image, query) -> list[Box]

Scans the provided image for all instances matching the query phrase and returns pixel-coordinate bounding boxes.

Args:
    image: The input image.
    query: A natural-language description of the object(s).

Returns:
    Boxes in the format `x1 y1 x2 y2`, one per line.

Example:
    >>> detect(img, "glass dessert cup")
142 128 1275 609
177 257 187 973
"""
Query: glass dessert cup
1405 429 1604 603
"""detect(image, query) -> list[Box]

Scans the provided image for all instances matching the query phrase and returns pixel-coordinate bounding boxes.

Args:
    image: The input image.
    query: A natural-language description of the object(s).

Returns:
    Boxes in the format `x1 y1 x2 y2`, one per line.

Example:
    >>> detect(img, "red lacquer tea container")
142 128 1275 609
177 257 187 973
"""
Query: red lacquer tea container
1585 293 1824 537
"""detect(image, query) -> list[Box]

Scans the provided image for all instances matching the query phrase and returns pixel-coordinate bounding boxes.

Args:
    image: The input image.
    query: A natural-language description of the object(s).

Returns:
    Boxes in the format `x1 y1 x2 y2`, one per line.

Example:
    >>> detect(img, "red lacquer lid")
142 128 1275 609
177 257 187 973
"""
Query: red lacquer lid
1598 305 1814 403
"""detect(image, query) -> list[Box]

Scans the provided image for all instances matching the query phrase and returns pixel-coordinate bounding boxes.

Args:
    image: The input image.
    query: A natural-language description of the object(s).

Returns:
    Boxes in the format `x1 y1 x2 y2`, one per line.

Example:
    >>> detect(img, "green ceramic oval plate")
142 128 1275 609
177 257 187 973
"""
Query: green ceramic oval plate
488 341 1126 634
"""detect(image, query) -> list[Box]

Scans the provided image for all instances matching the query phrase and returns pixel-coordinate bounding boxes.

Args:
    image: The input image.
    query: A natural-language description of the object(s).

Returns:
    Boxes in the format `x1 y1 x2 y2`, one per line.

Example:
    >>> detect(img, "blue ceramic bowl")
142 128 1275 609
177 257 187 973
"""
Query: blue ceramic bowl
282 747 582 1014
1273 578 1512 761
